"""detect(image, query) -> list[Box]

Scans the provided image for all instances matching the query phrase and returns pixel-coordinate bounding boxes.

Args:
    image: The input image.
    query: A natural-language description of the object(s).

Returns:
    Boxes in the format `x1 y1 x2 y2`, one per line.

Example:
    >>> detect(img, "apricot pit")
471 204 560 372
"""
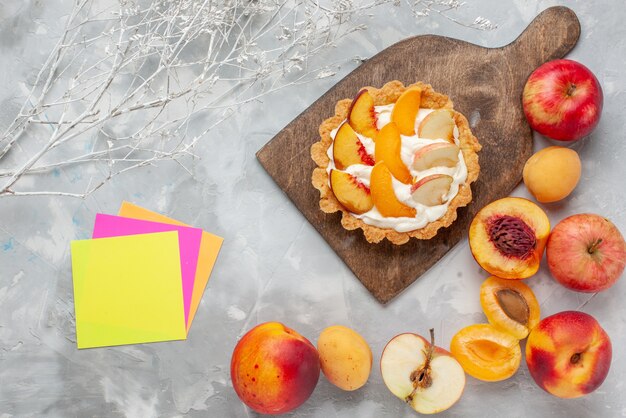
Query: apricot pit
480 276 540 339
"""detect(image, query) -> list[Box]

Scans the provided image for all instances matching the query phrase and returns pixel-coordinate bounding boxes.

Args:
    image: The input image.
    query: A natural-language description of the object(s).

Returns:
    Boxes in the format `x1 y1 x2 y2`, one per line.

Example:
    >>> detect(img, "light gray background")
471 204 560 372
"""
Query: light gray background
1 0 624 417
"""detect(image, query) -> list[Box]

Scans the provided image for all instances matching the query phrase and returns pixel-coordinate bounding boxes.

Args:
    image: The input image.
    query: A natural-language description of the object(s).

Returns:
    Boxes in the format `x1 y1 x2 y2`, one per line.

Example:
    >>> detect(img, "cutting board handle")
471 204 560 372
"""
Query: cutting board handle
504 6 580 71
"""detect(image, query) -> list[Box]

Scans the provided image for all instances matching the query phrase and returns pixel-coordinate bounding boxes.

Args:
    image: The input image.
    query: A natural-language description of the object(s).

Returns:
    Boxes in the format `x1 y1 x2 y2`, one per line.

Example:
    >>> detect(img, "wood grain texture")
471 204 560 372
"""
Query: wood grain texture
256 6 580 303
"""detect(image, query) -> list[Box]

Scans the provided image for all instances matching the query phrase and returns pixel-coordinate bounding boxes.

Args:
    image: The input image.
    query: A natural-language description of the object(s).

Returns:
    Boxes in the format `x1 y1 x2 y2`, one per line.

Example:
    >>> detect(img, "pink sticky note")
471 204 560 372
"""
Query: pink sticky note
92 214 202 329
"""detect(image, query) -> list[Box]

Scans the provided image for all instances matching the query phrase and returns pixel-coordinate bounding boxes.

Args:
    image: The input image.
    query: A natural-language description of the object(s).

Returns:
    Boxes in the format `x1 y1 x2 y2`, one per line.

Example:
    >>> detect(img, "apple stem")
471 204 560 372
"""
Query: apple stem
588 238 603 254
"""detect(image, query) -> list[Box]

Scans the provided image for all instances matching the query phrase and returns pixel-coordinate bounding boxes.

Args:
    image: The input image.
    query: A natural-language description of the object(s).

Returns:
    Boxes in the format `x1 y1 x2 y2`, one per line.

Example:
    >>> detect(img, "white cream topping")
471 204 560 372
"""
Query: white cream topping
326 104 468 233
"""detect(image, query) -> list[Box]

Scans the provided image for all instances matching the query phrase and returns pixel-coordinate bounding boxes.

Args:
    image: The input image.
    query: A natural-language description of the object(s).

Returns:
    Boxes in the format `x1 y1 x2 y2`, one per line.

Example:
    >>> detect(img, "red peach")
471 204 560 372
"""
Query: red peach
230 322 320 414
526 311 612 399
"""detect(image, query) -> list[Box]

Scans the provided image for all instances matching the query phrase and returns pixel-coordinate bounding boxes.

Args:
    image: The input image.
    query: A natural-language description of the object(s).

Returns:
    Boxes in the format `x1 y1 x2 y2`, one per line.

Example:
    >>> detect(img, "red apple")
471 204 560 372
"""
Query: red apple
380 329 465 414
523 59 603 141
547 214 626 292
230 322 320 414
526 311 612 399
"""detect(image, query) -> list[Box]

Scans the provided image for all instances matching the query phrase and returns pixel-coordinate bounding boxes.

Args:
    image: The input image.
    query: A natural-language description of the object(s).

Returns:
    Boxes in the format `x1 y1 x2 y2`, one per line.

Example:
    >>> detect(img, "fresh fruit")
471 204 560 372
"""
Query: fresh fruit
469 197 550 279
391 86 422 136
381 330 466 414
370 162 417 218
526 311 612 399
522 59 603 141
348 89 378 139
333 122 375 170
410 174 453 206
329 169 374 215
375 122 412 184
417 109 455 142
480 276 540 339
412 143 460 171
547 214 626 292
317 325 372 391
523 146 581 203
230 322 320 414
450 324 521 382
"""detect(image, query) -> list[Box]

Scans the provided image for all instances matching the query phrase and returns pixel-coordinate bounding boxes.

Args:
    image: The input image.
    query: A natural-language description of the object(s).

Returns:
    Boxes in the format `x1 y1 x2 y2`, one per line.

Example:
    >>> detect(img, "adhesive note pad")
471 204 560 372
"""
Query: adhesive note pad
71 232 186 348
92 214 203 329
118 202 223 332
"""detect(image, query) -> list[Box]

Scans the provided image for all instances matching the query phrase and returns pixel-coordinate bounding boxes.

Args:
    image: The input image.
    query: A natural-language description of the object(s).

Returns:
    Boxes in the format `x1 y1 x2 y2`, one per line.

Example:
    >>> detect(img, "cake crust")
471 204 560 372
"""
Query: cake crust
311 81 481 245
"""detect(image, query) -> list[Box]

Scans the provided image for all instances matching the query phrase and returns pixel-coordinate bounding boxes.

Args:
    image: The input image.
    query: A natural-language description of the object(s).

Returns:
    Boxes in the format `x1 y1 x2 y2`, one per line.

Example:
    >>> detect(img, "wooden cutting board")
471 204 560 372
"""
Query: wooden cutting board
256 6 580 303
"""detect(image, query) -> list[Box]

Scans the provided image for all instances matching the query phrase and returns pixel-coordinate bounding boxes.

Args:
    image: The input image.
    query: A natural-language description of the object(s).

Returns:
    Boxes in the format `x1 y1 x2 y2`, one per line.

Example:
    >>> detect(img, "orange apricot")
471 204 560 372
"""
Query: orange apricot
370 162 416 218
469 197 550 279
391 86 422 136
480 276 540 339
375 122 412 184
450 324 521 382
523 146 581 203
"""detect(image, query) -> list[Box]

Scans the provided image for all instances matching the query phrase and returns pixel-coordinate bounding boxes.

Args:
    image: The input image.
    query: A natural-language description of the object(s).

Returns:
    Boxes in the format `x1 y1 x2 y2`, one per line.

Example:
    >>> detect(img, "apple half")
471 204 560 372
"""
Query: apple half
381 330 465 414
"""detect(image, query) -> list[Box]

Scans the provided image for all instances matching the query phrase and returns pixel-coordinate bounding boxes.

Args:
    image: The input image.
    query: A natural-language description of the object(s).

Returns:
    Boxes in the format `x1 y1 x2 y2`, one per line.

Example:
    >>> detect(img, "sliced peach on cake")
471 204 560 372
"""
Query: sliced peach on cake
348 89 378 139
412 143 460 171
417 109 455 142
469 197 550 279
410 174 453 206
329 169 373 215
451 324 521 382
333 122 375 170
370 162 416 218
480 276 540 340
374 122 412 184
391 86 422 136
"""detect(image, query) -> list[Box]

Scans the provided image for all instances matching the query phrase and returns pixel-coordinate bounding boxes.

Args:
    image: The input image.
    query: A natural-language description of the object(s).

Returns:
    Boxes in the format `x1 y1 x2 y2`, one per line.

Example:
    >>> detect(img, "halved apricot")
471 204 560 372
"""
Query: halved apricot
391 87 422 136
480 276 540 339
348 89 378 139
370 162 416 218
469 197 550 279
450 324 521 381
375 122 412 184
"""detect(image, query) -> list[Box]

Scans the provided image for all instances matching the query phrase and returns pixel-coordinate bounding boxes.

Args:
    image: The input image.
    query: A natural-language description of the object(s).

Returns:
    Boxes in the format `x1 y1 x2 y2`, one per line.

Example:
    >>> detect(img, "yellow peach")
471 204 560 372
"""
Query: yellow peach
317 325 372 391
523 146 581 203
526 311 612 398
230 322 320 414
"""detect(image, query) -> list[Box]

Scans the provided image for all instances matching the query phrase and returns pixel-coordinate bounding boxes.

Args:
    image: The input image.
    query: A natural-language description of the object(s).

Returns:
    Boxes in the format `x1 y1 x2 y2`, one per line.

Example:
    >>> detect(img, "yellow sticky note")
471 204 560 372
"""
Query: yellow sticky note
71 231 187 348
118 202 223 332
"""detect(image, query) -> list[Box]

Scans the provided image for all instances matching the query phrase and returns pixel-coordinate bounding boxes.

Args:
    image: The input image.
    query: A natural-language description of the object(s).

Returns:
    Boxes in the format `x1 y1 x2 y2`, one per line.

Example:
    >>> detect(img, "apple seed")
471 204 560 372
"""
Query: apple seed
406 328 435 403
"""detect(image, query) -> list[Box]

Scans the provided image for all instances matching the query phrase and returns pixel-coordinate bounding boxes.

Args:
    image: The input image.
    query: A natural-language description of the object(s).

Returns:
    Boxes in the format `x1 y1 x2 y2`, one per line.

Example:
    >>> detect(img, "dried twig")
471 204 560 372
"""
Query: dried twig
0 0 495 198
